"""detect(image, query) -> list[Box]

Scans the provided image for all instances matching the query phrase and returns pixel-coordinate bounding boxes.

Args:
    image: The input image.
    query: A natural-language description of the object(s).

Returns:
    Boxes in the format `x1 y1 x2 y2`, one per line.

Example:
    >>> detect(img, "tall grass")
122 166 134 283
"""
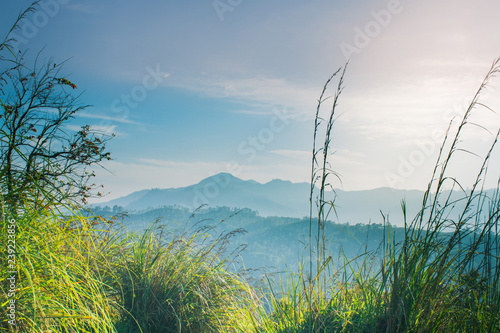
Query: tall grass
1 196 260 332
378 58 500 332
259 59 500 332
0 199 118 332
107 221 259 333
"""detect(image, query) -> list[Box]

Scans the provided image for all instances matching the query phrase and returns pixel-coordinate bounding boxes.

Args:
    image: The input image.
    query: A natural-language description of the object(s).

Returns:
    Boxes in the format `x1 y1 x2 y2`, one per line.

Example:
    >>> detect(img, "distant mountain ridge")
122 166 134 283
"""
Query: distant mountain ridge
100 173 311 217
96 172 451 226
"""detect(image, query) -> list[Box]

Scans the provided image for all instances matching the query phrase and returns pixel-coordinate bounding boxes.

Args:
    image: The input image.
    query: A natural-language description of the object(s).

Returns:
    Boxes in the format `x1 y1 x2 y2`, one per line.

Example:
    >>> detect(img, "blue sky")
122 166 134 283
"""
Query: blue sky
1 0 500 201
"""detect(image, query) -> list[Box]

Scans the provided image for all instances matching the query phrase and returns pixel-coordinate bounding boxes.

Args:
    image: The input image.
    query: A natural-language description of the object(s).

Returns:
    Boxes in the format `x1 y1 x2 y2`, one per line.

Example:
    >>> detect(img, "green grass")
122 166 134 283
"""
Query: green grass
2 59 500 332
108 222 259 332
1 201 118 332
1 202 260 332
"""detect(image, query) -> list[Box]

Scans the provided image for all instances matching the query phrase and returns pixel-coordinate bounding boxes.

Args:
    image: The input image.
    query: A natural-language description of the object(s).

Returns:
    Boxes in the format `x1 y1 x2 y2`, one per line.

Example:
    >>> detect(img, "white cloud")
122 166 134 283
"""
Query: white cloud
78 112 142 125
90 124 117 134
65 124 119 136
61 0 500 197
138 158 228 171
271 149 311 160
65 125 82 132
231 109 280 116
166 74 321 116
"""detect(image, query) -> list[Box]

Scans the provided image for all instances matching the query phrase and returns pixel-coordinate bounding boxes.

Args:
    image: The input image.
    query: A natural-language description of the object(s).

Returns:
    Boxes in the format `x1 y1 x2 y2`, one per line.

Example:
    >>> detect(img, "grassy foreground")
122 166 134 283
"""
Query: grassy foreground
1 187 499 332
2 61 500 332
0 203 260 332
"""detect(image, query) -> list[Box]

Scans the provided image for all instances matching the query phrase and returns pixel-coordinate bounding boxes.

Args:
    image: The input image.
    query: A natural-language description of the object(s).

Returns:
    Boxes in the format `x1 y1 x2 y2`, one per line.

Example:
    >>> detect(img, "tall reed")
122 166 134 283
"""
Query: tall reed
379 58 500 332
259 58 500 332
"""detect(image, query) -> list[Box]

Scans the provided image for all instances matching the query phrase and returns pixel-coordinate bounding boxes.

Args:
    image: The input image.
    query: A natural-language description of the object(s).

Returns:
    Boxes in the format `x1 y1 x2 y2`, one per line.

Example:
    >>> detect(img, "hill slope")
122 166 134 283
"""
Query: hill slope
97 173 432 225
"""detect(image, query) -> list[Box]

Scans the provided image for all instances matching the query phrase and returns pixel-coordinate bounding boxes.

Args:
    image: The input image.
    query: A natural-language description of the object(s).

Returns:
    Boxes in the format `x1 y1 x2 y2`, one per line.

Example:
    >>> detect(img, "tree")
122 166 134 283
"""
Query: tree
0 4 113 210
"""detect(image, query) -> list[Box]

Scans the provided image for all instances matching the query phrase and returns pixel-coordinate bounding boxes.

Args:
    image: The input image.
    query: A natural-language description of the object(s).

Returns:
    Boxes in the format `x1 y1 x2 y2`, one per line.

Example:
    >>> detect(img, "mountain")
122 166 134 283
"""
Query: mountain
100 173 311 217
96 172 442 226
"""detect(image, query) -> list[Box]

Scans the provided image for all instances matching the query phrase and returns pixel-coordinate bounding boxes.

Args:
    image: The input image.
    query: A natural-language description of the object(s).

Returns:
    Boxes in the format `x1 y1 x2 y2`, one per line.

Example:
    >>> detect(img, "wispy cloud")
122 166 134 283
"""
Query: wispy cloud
138 158 227 170
271 149 311 160
166 74 320 115
231 109 279 116
65 124 118 136
91 124 117 134
78 112 142 125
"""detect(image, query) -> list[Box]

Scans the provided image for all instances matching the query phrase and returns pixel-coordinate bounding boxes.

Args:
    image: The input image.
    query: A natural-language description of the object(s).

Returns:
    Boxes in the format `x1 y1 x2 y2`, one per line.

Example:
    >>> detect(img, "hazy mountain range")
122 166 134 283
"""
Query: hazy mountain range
96 172 441 226
93 173 497 273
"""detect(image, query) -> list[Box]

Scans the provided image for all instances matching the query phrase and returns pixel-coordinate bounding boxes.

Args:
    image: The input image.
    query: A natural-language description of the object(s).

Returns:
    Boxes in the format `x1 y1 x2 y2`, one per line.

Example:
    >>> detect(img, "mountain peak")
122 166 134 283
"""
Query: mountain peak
196 172 263 186
197 172 241 185
212 172 238 179
266 178 292 185
94 173 440 223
